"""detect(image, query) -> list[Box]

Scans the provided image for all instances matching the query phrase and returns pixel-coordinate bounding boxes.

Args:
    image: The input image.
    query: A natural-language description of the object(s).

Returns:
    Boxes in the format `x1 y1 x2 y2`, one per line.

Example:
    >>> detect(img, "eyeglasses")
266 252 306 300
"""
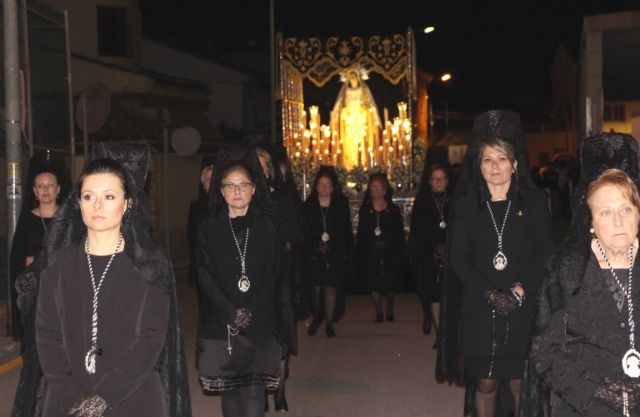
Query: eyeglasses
222 182 254 193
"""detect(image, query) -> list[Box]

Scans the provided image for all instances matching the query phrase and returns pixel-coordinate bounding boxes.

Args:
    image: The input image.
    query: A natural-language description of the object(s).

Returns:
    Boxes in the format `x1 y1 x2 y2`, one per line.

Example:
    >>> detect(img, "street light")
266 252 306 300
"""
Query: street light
425 72 453 141
423 26 435 34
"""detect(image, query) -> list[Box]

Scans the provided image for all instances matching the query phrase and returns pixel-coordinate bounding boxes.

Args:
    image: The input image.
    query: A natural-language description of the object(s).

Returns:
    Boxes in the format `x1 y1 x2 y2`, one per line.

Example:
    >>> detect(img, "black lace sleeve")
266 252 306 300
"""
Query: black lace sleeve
529 308 599 413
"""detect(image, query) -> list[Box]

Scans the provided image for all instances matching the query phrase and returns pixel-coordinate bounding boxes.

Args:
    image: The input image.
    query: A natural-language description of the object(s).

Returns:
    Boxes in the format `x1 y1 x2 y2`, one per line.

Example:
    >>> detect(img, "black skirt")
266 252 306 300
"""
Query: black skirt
418 265 443 303
198 336 281 392
465 354 525 380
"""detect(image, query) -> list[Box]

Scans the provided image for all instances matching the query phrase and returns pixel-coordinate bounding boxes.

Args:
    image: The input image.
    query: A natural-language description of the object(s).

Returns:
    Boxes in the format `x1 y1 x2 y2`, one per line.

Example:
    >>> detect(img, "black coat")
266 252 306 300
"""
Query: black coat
302 195 353 287
449 188 552 357
196 208 295 350
356 202 406 293
36 243 170 417
409 192 450 300
10 211 52 339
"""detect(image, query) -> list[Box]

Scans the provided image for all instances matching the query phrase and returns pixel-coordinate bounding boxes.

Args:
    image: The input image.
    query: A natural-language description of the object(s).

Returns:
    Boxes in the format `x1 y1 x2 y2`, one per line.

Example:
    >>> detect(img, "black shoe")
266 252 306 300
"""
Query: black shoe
326 326 336 337
375 312 384 323
307 319 320 336
386 312 394 322
422 319 432 335
275 395 289 412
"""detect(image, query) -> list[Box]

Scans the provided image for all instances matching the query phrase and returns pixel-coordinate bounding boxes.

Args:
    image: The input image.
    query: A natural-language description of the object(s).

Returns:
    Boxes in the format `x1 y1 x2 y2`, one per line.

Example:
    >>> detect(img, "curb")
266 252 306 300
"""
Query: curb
0 355 22 374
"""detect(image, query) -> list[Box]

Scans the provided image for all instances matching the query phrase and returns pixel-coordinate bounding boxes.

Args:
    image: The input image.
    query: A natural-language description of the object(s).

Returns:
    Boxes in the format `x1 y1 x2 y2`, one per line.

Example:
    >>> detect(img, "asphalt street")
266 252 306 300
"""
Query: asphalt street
1 279 465 417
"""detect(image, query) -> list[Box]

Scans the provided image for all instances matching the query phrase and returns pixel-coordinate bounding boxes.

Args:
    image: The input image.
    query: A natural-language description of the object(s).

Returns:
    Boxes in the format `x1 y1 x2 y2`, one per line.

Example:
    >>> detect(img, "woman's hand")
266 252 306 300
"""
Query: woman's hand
595 377 640 413
485 290 518 317
233 308 252 328
65 395 107 417
511 282 525 298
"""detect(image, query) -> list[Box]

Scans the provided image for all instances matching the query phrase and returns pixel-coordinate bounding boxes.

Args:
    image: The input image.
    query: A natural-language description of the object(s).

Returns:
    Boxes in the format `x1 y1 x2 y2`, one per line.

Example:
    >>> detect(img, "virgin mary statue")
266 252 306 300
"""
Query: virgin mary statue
330 67 382 169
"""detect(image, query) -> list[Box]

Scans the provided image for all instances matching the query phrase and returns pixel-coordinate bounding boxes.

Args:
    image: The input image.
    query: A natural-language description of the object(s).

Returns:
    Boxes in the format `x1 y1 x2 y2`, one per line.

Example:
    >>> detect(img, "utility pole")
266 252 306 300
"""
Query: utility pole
4 0 23 337
269 0 276 143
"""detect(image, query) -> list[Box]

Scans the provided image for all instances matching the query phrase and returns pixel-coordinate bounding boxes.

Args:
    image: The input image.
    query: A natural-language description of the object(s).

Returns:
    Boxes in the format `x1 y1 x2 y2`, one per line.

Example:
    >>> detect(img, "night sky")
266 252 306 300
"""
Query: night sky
141 0 637 116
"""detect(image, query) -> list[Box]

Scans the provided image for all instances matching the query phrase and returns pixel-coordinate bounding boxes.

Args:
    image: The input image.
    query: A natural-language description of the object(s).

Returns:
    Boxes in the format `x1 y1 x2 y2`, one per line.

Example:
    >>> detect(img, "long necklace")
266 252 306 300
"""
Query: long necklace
36 207 53 233
595 239 640 379
374 211 382 236
432 192 447 229
39 215 47 233
228 215 251 293
319 204 330 242
84 233 123 374
486 200 512 271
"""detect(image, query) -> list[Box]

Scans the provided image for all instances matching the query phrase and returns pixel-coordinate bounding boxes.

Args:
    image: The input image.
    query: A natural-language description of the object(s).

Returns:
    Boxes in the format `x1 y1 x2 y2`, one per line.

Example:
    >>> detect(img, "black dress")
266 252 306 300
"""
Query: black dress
529 252 640 416
272 188 307 322
10 211 53 338
302 195 353 287
356 202 406 293
196 208 284 391
36 243 170 417
187 197 208 288
449 188 551 379
409 192 450 303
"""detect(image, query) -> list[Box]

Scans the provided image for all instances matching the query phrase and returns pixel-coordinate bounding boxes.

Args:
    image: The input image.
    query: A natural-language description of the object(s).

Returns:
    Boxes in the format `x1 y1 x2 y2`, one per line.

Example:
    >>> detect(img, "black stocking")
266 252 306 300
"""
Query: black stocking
386 292 396 320
275 355 289 403
475 379 499 417
417 282 429 320
324 286 337 329
312 285 323 324
509 379 521 417
370 291 383 321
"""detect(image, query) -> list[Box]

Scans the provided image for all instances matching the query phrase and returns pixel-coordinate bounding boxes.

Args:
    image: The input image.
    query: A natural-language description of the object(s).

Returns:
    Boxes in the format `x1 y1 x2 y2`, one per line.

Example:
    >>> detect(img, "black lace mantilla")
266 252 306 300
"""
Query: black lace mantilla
11 143 192 417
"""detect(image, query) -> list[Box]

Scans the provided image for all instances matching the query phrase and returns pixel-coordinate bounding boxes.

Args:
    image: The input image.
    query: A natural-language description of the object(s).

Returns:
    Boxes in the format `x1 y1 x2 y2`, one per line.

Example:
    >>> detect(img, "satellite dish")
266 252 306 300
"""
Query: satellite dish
75 82 112 134
171 126 201 155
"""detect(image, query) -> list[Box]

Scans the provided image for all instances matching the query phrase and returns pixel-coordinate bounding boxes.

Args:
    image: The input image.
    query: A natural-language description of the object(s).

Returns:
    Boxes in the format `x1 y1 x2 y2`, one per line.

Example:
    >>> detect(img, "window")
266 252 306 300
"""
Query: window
604 104 626 122
97 7 130 57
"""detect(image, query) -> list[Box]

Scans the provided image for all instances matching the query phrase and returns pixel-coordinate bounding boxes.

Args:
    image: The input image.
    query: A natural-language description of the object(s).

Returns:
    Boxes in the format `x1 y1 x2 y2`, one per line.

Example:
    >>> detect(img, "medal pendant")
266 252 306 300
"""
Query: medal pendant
238 275 251 293
439 221 447 229
493 251 508 271
321 232 330 242
85 347 97 374
374 227 382 236
622 348 640 378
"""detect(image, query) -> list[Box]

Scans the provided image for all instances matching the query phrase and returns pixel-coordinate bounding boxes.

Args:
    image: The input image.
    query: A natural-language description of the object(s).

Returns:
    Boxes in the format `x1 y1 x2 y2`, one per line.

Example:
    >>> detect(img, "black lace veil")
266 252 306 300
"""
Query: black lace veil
454 109 534 200
12 143 192 417
520 132 640 417
207 146 276 220
361 172 394 209
437 109 535 381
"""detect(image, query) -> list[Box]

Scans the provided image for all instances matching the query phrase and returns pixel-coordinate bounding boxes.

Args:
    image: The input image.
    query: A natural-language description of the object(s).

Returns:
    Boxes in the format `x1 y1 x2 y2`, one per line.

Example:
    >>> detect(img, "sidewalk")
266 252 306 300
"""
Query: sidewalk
0 301 21 371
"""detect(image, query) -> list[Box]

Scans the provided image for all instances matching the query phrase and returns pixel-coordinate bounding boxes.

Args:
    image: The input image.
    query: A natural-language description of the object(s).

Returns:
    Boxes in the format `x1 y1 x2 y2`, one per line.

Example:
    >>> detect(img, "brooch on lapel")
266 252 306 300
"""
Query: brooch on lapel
517 210 524 217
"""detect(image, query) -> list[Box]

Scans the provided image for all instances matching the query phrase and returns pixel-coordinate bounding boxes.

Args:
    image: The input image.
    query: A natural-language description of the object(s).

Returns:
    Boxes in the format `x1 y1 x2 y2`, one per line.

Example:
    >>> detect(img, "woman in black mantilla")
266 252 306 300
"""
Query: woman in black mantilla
188 160 215 289
357 173 406 322
440 110 552 417
9 150 70 339
522 133 640 417
12 144 192 417
196 148 294 417
410 163 451 339
303 165 353 337
257 145 302 412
